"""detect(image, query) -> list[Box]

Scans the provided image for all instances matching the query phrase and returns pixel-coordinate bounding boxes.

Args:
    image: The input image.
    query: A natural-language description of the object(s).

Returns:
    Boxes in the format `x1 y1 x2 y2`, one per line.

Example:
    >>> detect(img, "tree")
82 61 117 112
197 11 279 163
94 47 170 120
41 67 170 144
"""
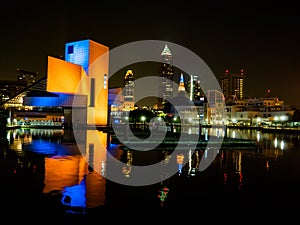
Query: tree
129 109 154 123
291 109 300 122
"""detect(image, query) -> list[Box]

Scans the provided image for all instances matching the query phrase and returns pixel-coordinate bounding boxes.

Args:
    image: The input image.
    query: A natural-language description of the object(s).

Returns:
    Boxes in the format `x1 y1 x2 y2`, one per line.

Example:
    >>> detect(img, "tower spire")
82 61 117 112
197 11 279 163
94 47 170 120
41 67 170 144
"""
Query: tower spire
178 73 185 91
161 44 172 56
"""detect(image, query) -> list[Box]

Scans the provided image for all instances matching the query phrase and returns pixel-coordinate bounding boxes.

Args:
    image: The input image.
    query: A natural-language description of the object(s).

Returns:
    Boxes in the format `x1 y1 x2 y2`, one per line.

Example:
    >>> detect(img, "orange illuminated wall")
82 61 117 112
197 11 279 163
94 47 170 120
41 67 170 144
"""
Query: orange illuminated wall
88 40 109 74
46 39 109 126
47 56 84 94
86 40 109 126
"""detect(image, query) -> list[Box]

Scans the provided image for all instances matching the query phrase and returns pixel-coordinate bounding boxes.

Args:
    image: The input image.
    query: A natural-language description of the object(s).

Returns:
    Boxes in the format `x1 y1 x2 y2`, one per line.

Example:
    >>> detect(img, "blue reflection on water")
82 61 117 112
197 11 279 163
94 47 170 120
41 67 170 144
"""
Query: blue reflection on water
61 176 86 209
22 140 64 155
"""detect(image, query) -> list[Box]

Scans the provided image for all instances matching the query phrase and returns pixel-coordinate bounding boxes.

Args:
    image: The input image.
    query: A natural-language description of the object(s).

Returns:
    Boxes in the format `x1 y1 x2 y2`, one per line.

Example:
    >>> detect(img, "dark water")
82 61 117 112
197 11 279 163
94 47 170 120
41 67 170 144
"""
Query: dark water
1 128 300 221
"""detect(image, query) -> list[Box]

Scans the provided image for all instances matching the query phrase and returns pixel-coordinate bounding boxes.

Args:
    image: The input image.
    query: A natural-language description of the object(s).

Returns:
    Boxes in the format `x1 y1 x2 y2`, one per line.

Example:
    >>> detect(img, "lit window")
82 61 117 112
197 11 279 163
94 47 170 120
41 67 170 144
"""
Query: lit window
104 74 107 89
67 45 74 54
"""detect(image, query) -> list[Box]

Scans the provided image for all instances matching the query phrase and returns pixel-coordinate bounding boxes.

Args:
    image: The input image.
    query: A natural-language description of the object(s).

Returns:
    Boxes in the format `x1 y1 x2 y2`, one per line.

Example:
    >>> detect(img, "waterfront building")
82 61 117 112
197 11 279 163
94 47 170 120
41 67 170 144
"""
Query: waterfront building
220 69 244 100
0 79 27 105
225 97 294 126
49 39 109 126
1 39 109 128
225 99 248 124
205 90 226 125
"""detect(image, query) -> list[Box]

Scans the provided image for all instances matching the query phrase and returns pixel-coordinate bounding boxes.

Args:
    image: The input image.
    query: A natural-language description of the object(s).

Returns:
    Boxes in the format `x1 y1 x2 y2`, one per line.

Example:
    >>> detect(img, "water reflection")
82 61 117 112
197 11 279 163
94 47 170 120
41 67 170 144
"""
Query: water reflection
3 127 300 213
5 128 107 213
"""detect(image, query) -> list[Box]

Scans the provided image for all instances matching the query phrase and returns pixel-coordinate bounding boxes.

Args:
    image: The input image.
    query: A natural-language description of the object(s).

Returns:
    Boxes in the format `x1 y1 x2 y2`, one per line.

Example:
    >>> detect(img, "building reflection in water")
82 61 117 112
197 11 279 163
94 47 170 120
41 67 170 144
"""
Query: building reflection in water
176 153 184 175
7 128 107 211
5 127 296 211
52 129 107 210
121 150 133 177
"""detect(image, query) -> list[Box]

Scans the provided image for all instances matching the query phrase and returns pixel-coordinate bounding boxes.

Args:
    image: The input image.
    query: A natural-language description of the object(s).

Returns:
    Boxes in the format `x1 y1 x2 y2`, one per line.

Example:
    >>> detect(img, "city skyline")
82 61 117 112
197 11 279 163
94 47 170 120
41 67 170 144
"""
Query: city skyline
1 1 299 106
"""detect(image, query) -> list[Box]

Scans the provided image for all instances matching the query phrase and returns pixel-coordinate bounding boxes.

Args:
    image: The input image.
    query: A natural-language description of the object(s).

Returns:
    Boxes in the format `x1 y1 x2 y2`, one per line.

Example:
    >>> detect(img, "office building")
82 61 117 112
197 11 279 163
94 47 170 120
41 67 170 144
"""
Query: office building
159 44 174 109
122 69 135 111
187 74 203 101
220 69 244 100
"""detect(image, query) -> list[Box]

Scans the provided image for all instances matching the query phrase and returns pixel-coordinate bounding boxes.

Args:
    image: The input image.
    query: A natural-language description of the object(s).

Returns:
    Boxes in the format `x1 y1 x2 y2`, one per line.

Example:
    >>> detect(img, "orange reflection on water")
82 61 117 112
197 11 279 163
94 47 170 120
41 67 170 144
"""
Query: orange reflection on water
43 130 108 209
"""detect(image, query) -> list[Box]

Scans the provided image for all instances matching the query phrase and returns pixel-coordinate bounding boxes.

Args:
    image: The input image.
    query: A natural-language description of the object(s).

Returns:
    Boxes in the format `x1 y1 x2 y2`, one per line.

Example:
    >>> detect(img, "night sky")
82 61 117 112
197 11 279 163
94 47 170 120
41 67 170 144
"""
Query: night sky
1 1 299 106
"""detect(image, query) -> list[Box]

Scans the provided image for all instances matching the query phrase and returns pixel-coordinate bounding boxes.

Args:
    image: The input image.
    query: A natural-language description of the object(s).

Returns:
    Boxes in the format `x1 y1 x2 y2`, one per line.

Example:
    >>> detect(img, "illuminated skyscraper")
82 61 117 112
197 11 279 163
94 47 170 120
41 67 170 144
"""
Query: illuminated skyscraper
159 44 174 108
220 69 244 100
187 74 203 101
123 69 135 111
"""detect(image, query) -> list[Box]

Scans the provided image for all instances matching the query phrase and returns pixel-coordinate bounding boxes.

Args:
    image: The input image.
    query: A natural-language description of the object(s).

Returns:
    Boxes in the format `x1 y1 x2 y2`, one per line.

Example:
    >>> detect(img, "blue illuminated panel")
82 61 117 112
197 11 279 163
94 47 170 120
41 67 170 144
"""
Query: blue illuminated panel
55 92 87 107
23 96 59 106
65 40 90 73
24 93 87 107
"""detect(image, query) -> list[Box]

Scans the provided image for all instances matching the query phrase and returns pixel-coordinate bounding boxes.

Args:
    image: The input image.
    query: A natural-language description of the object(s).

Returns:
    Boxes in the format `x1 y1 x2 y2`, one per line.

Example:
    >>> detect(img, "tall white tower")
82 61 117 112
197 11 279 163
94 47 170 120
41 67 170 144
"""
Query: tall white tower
159 44 174 108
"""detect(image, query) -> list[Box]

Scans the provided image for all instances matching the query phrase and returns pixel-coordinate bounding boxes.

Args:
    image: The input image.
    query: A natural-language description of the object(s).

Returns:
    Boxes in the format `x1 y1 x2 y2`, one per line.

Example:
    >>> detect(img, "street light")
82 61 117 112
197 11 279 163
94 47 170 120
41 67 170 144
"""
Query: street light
141 116 146 131
280 115 288 129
